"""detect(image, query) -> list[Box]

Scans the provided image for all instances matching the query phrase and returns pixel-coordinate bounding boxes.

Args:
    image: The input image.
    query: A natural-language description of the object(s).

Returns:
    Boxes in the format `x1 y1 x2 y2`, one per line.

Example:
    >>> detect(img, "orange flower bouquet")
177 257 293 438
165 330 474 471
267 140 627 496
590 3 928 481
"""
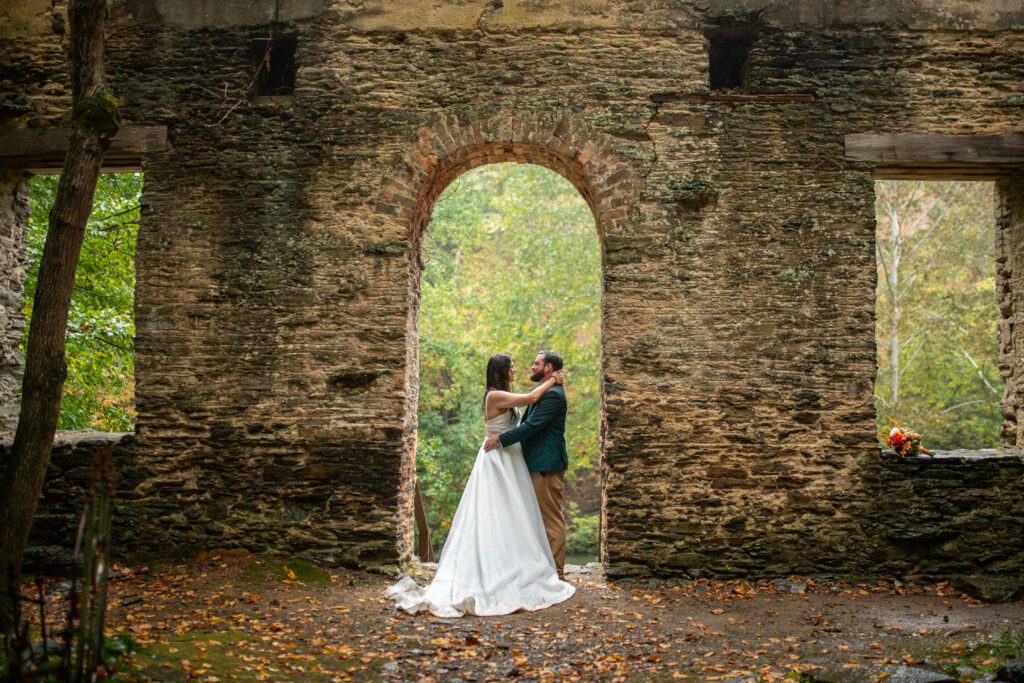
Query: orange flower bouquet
881 418 932 457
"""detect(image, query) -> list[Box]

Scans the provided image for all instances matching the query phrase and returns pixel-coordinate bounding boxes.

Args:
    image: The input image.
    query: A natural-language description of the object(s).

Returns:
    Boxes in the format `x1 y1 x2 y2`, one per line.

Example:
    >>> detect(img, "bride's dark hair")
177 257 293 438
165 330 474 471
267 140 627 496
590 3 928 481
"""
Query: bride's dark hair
483 353 514 414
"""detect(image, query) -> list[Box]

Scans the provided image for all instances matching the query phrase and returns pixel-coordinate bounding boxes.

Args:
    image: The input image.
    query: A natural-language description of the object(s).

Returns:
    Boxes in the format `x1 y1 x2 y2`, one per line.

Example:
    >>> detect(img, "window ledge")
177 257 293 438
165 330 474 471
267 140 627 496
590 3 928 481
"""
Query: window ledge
880 448 1023 462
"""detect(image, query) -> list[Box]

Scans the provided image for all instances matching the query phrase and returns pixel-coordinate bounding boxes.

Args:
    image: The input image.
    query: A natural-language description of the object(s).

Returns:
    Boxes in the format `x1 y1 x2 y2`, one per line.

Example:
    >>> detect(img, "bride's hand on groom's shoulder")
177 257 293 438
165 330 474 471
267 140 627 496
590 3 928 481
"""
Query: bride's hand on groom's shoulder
553 371 565 385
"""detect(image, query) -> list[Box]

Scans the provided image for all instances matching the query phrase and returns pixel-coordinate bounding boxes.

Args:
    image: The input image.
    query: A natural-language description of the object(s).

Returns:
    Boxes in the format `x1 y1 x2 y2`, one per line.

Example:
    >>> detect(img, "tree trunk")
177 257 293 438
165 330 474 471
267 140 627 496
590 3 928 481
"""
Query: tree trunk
888 207 901 416
0 0 115 632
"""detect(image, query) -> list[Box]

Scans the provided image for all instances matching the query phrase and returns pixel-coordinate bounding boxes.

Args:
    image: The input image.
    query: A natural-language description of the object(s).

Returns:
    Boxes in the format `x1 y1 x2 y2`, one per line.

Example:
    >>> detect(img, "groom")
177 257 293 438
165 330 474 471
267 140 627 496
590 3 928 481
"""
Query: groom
484 350 569 578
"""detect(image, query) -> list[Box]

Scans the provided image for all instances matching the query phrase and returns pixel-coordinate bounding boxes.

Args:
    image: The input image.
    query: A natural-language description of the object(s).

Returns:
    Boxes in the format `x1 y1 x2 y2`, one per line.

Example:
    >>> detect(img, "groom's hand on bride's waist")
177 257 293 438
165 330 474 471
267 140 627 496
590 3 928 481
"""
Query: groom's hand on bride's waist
484 434 501 451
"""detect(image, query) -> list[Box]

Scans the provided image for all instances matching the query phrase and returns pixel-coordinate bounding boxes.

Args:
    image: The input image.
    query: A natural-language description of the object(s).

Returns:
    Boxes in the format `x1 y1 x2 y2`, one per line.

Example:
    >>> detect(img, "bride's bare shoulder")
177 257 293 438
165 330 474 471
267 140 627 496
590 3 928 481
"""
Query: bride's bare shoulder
485 390 513 405
484 390 513 417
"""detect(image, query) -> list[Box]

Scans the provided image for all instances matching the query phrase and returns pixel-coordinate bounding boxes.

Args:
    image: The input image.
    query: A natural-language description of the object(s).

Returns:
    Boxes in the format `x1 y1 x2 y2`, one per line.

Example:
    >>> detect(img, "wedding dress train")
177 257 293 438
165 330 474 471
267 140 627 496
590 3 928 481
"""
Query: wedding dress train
385 410 575 617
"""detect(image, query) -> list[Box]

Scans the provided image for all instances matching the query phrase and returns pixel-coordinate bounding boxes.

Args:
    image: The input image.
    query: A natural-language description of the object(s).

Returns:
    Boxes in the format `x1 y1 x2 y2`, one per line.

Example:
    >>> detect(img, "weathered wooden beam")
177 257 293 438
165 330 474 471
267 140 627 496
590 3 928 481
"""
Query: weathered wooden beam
0 125 167 172
846 133 1024 176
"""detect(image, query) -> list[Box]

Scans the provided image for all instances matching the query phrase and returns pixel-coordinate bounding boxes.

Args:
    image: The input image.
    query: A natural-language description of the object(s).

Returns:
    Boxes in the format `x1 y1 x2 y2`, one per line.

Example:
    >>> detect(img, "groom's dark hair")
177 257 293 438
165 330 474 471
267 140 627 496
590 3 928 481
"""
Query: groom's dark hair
538 350 563 372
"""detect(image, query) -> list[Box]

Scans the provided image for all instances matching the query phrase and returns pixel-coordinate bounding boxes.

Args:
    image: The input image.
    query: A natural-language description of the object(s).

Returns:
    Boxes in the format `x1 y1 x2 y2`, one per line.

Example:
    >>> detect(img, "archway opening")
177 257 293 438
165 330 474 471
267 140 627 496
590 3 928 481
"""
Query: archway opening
413 162 602 566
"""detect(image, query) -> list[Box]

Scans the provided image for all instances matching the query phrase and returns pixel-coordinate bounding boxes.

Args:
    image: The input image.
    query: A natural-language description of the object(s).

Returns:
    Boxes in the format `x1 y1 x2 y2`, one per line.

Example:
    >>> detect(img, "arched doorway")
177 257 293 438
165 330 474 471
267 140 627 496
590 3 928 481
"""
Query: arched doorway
377 110 639 565
414 162 602 565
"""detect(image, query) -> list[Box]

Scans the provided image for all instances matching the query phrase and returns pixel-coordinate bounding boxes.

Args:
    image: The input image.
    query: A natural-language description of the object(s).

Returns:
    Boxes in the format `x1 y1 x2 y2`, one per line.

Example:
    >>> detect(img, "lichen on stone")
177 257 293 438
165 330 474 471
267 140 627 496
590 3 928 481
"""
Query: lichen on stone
672 176 720 211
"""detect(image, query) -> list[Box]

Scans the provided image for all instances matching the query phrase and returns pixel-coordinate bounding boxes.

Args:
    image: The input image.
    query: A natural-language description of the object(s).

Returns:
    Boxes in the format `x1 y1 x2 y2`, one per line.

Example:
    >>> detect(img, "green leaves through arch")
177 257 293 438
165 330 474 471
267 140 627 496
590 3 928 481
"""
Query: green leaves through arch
416 163 601 555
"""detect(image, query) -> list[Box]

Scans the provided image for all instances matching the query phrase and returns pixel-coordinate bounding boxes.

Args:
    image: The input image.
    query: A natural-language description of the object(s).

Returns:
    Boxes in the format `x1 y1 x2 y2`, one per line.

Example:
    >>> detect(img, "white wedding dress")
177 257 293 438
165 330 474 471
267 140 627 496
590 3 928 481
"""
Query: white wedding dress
385 409 575 617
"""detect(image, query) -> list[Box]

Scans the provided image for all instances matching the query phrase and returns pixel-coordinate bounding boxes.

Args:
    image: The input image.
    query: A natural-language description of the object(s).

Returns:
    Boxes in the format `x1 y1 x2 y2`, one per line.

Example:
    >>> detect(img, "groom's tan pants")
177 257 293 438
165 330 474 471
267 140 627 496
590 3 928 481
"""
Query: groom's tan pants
530 471 566 578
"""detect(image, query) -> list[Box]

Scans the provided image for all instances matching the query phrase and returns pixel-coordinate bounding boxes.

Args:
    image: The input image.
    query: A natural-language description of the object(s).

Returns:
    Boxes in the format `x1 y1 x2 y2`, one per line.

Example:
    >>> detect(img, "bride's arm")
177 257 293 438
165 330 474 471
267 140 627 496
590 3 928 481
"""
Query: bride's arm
486 373 562 412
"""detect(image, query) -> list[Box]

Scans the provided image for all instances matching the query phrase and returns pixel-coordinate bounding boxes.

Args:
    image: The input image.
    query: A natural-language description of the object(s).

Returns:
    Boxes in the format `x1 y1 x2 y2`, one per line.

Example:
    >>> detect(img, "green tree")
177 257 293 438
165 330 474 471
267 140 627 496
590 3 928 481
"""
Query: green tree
875 180 1002 450
24 173 141 431
417 163 601 553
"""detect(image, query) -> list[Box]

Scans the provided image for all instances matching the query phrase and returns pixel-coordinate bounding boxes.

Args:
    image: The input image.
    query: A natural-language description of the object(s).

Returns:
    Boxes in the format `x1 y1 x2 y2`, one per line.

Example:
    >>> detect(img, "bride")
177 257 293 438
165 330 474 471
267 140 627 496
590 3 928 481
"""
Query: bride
385 353 576 617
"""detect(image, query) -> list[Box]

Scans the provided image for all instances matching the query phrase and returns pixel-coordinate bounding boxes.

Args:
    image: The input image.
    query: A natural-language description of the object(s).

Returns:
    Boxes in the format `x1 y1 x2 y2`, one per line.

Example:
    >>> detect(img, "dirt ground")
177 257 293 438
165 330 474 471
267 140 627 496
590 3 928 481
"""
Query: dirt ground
28 550 1023 682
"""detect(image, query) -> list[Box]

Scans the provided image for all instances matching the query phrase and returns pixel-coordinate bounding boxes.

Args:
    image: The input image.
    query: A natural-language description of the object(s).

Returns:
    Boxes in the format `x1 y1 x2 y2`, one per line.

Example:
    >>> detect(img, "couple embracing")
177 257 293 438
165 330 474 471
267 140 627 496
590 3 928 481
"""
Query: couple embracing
386 350 576 617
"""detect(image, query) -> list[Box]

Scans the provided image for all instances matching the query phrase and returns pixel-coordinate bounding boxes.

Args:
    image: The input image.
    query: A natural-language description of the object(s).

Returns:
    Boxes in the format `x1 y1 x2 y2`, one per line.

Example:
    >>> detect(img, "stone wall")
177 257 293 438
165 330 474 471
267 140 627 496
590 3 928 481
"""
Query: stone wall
1 0 1023 578
998 171 1024 446
8 433 1022 589
0 431 135 569
601 26 1024 577
651 450 1024 583
0 171 29 435
857 452 1024 585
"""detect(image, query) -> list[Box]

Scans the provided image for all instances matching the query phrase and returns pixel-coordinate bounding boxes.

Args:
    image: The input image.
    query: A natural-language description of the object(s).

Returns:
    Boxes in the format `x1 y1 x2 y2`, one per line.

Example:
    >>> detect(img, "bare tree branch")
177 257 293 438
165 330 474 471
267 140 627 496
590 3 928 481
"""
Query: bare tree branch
960 347 1001 396
940 399 994 414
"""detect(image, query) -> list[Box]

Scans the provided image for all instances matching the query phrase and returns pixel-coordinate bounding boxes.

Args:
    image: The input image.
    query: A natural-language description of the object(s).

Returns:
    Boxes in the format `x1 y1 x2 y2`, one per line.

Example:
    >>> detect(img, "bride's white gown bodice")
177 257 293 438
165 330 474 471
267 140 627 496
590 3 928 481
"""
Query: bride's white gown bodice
484 408 518 434
385 408 575 617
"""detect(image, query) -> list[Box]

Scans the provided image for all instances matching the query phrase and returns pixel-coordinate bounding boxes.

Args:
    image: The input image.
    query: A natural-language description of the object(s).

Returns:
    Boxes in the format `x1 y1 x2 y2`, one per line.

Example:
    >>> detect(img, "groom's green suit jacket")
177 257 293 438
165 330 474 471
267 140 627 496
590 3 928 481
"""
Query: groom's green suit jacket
497 384 568 473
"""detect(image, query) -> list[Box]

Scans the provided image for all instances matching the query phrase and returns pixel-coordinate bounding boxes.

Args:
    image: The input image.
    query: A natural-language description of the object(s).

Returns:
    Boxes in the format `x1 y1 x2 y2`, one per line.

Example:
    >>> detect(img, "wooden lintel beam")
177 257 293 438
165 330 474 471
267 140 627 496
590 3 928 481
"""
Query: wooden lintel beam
845 133 1024 173
0 125 167 172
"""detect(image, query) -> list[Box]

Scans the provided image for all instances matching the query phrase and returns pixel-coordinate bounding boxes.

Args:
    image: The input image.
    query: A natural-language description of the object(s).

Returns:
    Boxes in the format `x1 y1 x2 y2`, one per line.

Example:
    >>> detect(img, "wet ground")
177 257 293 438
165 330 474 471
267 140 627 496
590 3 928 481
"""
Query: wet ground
23 550 1024 681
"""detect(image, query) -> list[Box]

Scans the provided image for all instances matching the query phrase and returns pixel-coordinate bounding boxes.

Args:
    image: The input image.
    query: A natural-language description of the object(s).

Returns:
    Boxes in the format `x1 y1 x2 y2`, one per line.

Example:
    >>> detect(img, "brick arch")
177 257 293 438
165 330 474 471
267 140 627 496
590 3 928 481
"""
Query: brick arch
377 109 637 561
377 109 639 258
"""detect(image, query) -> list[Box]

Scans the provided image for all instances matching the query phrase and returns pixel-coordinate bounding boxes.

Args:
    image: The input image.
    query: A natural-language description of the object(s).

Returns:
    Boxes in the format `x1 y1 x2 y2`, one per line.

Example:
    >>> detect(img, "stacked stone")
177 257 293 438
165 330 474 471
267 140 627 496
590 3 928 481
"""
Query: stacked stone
0 173 29 435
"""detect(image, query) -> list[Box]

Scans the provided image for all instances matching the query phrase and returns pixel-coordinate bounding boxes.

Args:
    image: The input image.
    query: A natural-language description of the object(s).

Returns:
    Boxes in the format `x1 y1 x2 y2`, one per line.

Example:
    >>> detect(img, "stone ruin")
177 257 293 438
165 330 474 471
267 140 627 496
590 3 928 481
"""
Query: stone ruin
1 0 1022 586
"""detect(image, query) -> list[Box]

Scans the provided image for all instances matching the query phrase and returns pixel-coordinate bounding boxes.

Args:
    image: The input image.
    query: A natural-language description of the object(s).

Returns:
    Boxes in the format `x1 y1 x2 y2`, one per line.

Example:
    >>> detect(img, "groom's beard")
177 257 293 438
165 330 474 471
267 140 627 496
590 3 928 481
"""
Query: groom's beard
530 372 544 382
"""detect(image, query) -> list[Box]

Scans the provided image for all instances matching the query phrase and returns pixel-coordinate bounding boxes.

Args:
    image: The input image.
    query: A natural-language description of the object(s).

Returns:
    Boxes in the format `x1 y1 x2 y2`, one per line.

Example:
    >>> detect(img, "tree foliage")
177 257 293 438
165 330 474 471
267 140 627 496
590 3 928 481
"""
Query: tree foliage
417 163 601 553
24 173 141 432
874 180 1002 450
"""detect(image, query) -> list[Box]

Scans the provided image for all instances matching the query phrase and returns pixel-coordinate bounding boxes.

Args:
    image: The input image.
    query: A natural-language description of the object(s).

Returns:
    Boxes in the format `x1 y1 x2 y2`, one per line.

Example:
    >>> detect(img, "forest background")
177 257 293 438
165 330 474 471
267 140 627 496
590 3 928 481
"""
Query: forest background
22 170 1001 559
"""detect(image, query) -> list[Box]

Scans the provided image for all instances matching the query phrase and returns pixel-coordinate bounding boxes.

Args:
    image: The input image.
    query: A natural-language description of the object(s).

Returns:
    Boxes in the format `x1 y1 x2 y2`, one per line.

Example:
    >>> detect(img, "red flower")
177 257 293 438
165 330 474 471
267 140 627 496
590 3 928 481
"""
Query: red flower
881 419 933 457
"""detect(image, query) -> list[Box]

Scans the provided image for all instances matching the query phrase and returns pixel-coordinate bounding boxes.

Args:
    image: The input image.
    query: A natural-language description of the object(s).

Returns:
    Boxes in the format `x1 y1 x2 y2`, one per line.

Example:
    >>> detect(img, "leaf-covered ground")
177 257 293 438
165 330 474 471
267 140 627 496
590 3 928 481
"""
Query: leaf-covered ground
23 550 1024 681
